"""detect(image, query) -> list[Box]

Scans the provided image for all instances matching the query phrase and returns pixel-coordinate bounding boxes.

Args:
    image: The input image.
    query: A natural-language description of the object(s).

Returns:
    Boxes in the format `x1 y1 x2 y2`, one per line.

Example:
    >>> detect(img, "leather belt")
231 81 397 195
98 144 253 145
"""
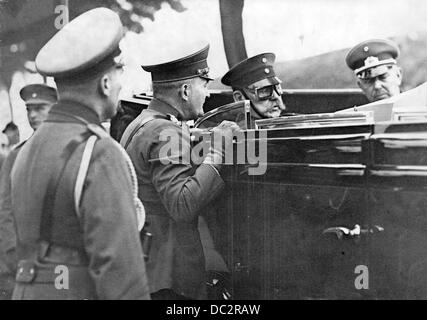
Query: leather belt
38 241 88 266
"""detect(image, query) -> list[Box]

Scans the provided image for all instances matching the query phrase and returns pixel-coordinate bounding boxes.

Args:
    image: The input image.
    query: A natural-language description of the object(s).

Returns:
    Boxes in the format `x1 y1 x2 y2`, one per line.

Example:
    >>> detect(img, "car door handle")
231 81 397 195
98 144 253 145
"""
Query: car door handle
323 224 384 240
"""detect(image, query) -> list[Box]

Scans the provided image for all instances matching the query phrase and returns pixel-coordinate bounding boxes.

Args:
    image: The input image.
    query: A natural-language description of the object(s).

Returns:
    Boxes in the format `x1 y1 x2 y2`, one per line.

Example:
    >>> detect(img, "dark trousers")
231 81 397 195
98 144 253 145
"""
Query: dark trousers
151 289 191 300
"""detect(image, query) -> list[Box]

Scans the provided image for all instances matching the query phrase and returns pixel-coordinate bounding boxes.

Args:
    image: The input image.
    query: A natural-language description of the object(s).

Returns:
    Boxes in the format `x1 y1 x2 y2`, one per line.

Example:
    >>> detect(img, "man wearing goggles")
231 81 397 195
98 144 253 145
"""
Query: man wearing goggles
346 39 402 103
221 53 286 119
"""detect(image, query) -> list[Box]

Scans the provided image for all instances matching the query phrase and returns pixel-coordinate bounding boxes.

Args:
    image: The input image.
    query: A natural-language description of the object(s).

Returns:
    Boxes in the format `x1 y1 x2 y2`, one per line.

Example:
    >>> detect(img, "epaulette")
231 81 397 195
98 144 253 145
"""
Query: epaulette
87 123 109 139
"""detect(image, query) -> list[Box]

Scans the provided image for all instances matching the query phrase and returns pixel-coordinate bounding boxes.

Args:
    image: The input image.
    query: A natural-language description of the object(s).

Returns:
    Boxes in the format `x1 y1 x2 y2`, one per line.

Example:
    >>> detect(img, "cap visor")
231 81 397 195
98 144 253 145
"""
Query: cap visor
264 76 281 85
201 75 214 81
359 64 393 79
25 99 54 105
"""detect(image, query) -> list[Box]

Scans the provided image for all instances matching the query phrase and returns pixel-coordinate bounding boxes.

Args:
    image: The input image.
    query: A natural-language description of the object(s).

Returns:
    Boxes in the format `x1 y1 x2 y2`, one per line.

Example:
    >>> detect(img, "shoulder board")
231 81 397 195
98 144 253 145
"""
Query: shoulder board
121 114 168 150
86 123 109 139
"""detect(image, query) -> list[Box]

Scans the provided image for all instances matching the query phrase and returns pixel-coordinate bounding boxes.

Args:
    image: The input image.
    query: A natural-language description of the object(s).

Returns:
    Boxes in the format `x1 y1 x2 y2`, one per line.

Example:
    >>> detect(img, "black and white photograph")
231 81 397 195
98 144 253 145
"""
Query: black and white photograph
1 0 427 307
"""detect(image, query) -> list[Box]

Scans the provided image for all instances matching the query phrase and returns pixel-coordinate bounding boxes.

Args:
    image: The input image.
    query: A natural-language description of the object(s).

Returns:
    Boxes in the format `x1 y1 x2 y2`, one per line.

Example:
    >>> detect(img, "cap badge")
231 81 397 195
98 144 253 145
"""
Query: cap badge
197 67 210 77
262 57 267 63
32 93 37 98
364 56 380 68
363 46 369 52
114 54 125 68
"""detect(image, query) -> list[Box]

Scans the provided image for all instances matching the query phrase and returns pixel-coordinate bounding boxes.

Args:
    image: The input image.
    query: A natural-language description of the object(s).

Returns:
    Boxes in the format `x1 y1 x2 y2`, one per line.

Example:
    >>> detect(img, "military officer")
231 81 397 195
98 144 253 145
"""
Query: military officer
120 44 240 300
9 8 150 300
346 38 403 102
221 53 286 125
19 84 58 131
2 122 19 148
0 84 57 297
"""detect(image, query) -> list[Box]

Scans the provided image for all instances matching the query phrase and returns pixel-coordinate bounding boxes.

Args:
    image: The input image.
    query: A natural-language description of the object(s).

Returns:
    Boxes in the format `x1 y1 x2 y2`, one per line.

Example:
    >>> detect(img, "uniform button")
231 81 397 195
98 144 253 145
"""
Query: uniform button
264 68 270 74
18 267 24 274
30 268 34 274
304 194 312 201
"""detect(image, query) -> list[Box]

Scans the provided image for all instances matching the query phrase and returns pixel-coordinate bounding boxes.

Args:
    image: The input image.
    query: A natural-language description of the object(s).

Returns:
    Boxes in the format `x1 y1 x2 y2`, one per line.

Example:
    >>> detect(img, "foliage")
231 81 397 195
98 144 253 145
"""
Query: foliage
0 0 186 32
0 0 185 87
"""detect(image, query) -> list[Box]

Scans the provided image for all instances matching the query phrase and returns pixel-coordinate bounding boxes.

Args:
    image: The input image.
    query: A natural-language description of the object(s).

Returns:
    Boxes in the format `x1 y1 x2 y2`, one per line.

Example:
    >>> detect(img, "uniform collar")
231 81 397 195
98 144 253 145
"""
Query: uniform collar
148 98 182 120
47 99 102 125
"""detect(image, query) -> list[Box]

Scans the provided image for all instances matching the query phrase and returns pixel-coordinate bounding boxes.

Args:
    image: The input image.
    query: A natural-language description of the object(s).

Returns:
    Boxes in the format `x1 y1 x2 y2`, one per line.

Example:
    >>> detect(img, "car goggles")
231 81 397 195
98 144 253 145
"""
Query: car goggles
246 83 283 101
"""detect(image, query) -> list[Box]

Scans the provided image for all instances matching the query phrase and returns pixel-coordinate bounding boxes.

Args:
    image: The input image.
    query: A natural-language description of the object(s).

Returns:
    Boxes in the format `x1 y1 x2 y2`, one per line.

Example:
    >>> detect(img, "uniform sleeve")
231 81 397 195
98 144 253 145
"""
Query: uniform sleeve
147 122 225 223
79 138 150 300
0 151 18 273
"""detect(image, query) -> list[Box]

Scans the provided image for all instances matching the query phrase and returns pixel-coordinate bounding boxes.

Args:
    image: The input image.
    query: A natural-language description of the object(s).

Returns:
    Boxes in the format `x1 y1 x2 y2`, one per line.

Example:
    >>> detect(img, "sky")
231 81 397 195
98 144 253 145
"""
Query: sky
2 0 427 139
120 0 427 94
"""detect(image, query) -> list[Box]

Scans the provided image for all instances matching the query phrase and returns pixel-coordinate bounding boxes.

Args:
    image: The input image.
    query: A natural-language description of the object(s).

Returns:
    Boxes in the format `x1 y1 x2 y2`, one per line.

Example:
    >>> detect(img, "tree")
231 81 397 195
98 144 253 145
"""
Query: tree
0 0 186 81
0 0 186 121
219 0 247 68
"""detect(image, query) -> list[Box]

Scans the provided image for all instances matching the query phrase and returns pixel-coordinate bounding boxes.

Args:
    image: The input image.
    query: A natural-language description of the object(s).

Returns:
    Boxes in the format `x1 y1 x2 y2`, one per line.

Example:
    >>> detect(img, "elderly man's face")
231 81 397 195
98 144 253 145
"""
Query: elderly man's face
242 78 286 118
357 65 402 102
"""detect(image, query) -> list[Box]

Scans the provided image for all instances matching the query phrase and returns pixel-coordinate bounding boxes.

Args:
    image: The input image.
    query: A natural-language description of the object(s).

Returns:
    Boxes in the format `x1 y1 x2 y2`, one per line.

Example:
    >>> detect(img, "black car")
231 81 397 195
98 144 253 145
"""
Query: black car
113 89 427 299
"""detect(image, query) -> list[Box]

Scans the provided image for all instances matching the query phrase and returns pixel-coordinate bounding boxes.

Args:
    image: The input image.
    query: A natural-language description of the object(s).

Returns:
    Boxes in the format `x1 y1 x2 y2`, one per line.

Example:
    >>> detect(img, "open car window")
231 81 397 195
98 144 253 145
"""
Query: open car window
195 100 251 130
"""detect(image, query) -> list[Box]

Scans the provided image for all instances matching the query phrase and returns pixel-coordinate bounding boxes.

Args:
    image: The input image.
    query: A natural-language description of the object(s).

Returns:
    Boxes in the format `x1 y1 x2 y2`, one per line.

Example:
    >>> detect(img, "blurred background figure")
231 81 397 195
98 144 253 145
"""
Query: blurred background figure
0 83 57 300
1 123 19 149
19 84 57 131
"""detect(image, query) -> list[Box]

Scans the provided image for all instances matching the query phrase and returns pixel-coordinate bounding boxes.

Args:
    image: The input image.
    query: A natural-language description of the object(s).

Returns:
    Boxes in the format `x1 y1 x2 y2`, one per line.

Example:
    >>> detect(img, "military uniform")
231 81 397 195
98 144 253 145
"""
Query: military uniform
221 53 286 124
345 38 400 80
0 145 23 299
0 84 58 299
0 146 22 271
121 45 225 299
121 99 224 299
345 39 402 102
9 8 150 300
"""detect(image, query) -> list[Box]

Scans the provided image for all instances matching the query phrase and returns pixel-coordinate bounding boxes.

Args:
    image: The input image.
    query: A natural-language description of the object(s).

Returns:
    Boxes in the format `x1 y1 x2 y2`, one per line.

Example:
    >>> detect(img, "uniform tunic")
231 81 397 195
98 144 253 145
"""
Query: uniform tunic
0 145 23 299
10 100 150 300
121 98 225 299
0 145 23 273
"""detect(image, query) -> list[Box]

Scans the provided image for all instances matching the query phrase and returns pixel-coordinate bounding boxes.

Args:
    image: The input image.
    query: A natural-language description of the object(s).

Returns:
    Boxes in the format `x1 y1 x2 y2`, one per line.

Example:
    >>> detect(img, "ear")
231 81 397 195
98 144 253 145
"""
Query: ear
179 83 190 101
396 67 403 84
232 90 245 102
99 74 111 97
356 79 363 90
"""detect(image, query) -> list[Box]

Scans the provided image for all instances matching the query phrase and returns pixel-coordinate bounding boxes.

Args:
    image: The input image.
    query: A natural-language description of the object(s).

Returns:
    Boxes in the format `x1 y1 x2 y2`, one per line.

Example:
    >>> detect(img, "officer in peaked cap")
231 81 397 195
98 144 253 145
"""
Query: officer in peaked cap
1 122 19 147
9 7 150 300
221 53 286 122
0 84 57 297
142 44 214 84
120 43 240 300
346 39 403 102
19 84 57 131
